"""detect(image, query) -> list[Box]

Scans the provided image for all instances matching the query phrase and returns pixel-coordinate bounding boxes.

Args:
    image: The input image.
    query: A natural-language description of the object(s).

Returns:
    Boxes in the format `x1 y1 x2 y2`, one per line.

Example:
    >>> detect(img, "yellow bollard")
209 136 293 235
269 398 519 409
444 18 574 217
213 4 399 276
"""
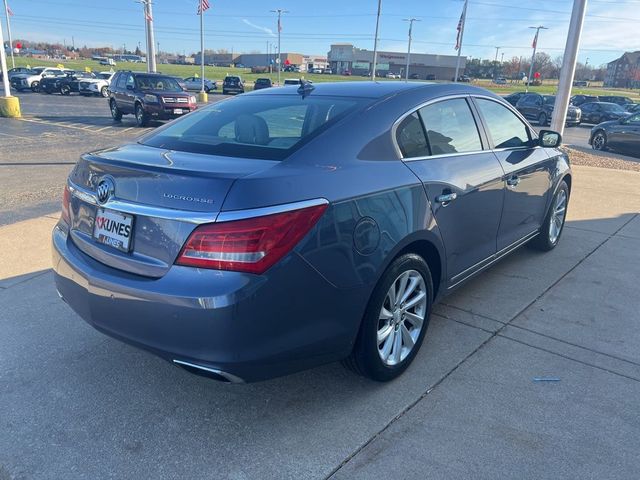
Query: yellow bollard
0 96 21 118
197 91 208 104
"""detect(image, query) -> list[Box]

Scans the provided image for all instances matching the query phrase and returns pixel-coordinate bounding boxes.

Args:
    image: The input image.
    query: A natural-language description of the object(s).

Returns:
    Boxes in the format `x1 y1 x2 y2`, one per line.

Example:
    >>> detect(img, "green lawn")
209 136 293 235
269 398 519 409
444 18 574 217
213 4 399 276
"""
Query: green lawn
10 56 640 100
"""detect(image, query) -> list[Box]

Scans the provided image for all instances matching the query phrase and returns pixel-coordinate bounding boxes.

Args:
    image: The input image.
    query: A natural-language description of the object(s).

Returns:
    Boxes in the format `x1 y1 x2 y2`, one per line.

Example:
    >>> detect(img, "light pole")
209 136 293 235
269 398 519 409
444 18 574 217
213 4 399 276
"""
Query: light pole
3 0 15 69
270 9 288 85
371 0 382 81
526 25 547 92
403 18 420 82
551 0 588 134
0 10 20 117
494 46 501 62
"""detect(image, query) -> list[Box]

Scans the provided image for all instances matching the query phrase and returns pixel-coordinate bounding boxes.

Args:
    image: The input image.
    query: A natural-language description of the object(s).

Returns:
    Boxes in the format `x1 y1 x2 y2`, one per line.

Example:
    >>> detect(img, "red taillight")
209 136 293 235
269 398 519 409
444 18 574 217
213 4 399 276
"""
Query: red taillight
176 203 327 274
61 185 71 224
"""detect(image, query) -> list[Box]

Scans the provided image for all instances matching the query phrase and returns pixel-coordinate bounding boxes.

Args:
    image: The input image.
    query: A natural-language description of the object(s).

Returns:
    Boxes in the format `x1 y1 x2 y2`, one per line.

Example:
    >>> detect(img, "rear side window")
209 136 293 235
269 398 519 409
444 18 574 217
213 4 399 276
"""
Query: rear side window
418 98 482 155
142 95 363 160
395 112 429 158
475 98 532 149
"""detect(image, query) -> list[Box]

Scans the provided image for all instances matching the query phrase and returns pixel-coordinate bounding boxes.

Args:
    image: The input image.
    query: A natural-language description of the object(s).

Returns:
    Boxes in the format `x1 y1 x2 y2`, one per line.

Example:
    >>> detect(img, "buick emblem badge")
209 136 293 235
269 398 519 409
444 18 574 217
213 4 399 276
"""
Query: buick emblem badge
96 178 115 204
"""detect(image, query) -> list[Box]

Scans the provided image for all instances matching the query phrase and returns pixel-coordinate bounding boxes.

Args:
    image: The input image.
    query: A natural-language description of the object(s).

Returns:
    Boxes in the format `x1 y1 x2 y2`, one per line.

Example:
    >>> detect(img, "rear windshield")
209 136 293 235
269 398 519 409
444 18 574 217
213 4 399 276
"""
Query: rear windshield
141 94 364 160
135 75 182 91
543 96 555 105
601 103 625 112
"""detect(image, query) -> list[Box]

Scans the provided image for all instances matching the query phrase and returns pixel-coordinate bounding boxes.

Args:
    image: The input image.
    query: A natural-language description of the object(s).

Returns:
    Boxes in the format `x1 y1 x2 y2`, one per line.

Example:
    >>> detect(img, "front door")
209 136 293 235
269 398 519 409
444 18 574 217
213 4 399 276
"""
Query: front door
396 97 506 282
472 97 552 251
608 113 640 152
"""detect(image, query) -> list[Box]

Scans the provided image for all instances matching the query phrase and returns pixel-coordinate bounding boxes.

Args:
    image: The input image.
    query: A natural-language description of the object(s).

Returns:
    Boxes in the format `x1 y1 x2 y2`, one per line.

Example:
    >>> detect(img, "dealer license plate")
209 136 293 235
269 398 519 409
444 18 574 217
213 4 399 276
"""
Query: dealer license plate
93 208 134 253
173 108 184 114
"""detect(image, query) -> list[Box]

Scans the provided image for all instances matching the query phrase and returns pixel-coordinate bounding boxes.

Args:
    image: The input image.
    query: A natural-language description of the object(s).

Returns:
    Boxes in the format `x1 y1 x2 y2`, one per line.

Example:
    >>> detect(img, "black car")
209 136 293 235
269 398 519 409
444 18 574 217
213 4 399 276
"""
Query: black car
108 71 197 127
579 102 632 124
425 74 436 81
1 67 32 81
590 112 640 156
516 93 581 126
628 103 640 114
503 91 527 107
222 75 244 95
41 71 95 95
570 94 599 107
598 95 634 106
410 73 421 80
253 78 272 90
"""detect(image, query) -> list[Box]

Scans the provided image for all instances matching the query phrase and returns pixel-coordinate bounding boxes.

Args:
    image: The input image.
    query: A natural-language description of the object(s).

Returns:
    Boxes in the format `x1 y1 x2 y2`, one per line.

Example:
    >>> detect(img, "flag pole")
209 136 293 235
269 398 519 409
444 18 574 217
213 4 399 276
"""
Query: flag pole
200 1 205 95
526 25 547 92
3 0 14 69
453 0 467 83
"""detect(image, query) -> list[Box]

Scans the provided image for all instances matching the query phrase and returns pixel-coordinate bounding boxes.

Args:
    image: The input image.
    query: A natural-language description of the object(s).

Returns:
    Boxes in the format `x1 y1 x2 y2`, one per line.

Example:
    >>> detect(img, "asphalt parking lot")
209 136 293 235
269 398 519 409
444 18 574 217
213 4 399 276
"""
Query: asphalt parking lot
1 90 640 479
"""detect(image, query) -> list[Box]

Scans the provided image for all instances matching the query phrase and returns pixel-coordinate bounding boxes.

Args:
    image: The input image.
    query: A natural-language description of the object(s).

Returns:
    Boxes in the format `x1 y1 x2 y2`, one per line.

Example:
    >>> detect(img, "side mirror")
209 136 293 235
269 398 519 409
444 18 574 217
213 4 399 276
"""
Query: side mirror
539 130 562 148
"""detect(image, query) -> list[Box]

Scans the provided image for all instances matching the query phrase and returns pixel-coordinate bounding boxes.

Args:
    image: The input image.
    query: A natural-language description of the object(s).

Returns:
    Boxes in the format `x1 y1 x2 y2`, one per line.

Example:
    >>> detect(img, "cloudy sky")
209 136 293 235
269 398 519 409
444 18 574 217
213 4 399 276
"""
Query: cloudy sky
4 0 639 66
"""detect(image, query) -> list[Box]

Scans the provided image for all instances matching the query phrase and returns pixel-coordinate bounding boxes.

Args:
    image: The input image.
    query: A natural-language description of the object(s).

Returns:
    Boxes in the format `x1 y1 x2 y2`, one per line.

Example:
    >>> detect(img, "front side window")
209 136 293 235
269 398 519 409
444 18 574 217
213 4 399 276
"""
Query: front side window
395 112 429 158
141 95 363 160
475 98 532 149
116 74 126 89
418 98 482 155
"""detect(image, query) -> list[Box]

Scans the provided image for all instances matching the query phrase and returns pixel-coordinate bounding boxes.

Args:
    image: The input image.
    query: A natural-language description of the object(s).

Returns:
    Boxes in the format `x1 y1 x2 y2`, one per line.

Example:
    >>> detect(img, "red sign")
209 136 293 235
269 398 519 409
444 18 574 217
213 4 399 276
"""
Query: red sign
16 42 22 49
534 71 541 79
284 59 291 65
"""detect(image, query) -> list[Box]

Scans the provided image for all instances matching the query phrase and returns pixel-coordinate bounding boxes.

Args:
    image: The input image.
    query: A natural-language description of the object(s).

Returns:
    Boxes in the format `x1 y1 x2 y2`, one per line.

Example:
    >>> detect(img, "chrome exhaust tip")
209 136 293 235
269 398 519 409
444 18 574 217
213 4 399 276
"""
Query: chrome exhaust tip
172 359 244 384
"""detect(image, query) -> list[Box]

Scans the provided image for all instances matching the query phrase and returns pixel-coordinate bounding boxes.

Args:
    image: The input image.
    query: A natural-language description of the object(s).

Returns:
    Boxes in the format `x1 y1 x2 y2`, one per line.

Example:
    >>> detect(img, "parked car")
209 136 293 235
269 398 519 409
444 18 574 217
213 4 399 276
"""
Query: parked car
492 77 507 85
516 93 581 126
182 76 217 93
323 68 333 75
598 95 634 106
79 71 115 98
590 112 640 156
572 80 589 87
253 78 273 90
10 67 66 92
222 75 244 95
283 78 313 86
1 67 33 81
386 72 401 79
426 74 437 81
579 102 632 124
503 91 527 107
570 94 599 107
408 73 420 80
310 68 324 74
460 75 471 82
100 58 116 66
41 71 96 95
53 82 570 383
108 71 197 127
627 103 640 114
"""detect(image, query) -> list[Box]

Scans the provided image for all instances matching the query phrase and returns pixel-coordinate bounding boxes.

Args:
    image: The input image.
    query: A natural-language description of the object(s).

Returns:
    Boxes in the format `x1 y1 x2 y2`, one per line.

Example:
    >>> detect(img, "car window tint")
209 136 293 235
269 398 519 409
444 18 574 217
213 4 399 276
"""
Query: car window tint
142 95 363 160
628 113 640 124
395 112 429 158
116 74 126 89
418 98 482 155
475 98 531 149
125 74 135 88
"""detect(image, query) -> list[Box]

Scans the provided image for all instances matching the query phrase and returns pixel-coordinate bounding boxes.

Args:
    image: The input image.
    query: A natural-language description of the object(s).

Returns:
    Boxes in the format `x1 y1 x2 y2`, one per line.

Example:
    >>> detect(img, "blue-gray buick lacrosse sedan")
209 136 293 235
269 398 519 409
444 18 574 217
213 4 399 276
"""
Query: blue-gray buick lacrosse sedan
52 81 571 383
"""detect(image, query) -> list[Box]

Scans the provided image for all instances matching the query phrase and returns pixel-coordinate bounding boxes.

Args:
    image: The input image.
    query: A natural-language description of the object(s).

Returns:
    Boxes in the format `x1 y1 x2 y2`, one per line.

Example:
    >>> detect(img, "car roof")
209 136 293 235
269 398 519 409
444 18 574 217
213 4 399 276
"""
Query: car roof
245 81 505 102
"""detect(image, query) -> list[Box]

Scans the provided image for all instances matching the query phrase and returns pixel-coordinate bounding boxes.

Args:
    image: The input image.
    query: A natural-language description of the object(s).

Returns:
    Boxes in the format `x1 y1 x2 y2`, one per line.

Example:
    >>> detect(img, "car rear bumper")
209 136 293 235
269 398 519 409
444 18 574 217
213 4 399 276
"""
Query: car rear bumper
52 223 364 382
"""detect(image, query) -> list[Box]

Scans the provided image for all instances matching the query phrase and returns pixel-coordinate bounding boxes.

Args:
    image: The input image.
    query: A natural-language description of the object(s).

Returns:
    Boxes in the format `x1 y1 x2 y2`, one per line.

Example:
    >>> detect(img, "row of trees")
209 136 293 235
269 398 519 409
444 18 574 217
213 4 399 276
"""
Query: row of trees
465 52 607 81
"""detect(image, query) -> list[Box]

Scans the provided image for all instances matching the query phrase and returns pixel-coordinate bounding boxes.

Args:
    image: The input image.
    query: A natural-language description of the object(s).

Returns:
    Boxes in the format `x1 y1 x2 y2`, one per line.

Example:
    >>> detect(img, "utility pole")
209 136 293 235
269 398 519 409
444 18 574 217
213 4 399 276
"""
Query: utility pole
270 9 288 85
494 46 500 62
454 0 468 83
526 25 547 92
2 0 14 68
371 0 382 81
145 0 156 72
551 0 588 135
403 18 420 82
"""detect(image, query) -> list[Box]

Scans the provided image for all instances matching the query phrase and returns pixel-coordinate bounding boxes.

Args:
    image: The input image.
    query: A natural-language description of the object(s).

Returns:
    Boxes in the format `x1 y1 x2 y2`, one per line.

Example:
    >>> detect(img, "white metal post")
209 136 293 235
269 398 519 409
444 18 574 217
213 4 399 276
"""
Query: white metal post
0 14 10 96
551 0 588 135
371 0 382 81
145 0 157 73
200 5 205 93
3 0 14 69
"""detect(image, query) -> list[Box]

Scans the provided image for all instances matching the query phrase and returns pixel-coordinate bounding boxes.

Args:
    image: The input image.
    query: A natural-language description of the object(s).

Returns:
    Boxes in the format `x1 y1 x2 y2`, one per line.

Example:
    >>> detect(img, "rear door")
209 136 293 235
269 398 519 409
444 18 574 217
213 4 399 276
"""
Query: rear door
398 97 505 283
609 113 640 151
472 97 552 250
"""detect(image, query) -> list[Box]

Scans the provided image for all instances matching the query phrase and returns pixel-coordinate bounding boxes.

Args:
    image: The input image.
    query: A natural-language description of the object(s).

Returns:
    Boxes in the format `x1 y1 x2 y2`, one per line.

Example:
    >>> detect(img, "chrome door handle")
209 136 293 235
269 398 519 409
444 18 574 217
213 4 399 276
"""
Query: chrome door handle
506 176 521 187
435 192 457 205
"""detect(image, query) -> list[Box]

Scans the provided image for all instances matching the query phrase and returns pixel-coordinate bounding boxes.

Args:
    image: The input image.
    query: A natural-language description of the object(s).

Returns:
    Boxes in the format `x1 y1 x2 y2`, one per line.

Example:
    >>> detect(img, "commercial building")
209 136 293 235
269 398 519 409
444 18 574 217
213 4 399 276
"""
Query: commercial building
604 51 640 89
194 52 306 69
328 43 466 79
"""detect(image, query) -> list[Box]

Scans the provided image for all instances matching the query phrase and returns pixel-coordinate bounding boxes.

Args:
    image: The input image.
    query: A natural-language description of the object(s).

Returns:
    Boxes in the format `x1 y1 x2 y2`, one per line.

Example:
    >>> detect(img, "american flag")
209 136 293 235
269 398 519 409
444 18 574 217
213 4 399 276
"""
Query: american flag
7 3 14 16
145 11 153 21
198 0 210 15
532 31 538 49
454 9 464 50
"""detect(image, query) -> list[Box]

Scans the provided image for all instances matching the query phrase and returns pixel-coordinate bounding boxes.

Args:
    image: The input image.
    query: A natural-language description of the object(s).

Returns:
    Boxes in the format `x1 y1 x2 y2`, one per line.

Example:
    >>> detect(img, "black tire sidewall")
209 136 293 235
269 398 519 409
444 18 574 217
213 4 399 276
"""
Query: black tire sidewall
539 112 547 126
110 100 122 121
354 254 433 381
532 181 569 251
135 104 148 127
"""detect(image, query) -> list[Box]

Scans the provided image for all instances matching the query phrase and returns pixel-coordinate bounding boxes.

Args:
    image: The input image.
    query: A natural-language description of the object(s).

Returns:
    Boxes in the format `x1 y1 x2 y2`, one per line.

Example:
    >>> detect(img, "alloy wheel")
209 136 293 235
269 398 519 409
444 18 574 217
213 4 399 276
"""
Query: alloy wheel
592 132 606 150
549 189 567 244
377 270 427 366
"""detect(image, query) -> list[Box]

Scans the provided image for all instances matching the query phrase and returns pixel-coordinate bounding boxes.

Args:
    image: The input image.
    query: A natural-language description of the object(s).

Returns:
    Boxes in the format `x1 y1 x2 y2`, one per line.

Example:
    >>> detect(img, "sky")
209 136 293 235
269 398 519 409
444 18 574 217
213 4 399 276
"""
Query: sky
4 0 640 66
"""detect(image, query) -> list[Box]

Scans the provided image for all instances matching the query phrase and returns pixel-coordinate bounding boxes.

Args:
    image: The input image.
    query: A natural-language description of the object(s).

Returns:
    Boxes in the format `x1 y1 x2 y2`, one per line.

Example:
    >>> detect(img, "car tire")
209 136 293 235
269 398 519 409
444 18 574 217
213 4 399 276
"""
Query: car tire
222 89 228 95
135 103 150 127
344 253 433 382
592 130 607 151
60 85 71 96
110 99 123 122
538 112 547 126
100 86 109 98
31 81 40 93
530 181 569 252
204 86 210 93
